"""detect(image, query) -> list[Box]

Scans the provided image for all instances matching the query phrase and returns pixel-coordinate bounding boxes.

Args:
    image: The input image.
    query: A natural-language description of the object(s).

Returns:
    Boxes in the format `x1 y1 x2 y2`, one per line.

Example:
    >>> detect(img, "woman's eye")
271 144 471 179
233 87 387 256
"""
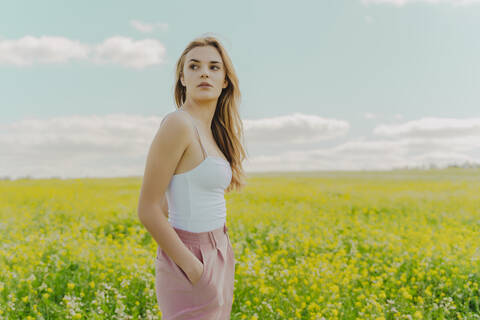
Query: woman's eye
189 65 220 70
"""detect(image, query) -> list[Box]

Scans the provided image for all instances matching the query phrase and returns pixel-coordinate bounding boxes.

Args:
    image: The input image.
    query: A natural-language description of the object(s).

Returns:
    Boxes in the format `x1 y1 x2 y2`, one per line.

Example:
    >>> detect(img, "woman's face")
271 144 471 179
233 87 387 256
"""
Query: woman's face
181 46 228 102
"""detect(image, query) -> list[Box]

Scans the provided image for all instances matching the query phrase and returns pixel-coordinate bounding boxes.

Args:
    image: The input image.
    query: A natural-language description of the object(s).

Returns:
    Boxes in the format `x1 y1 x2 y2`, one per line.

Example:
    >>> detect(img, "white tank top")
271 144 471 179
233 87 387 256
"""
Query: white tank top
166 109 232 233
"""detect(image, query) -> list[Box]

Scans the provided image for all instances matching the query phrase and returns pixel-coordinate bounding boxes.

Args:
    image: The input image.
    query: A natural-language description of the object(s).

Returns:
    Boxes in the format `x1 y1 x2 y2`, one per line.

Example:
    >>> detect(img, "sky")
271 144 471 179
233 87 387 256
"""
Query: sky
1 0 480 179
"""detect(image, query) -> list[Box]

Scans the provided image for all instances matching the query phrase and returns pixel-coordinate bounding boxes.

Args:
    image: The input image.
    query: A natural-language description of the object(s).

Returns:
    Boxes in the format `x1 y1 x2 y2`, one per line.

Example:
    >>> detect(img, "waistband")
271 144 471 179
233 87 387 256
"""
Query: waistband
172 223 229 249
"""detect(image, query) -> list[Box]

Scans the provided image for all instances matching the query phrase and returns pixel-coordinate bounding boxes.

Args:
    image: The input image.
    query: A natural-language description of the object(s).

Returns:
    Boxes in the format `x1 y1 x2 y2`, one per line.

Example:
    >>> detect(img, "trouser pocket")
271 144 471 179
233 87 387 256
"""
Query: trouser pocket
156 244 210 289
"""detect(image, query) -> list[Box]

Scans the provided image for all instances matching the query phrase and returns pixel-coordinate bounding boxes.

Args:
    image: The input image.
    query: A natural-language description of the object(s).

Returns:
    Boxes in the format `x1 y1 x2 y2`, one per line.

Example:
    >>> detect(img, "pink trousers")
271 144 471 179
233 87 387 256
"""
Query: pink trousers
155 223 236 320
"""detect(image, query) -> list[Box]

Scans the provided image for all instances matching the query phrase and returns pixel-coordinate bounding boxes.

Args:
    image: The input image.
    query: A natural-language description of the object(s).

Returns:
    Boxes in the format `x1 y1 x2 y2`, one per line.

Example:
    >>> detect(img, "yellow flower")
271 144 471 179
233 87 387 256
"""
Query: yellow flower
295 309 302 318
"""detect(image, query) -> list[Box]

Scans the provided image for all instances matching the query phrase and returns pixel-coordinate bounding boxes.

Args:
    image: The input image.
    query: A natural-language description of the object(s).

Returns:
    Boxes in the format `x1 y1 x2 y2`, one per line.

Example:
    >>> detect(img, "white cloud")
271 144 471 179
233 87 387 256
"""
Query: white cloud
0 35 90 66
92 36 167 69
130 20 169 33
0 35 167 69
373 117 480 138
0 114 161 179
1 113 479 179
364 112 378 119
243 116 480 172
361 0 480 6
243 136 479 172
245 112 350 144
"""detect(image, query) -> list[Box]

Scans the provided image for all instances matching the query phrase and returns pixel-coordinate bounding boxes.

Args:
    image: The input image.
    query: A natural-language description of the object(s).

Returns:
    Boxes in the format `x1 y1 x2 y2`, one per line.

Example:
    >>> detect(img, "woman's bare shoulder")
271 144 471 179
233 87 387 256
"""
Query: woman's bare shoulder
159 109 189 129
138 110 191 214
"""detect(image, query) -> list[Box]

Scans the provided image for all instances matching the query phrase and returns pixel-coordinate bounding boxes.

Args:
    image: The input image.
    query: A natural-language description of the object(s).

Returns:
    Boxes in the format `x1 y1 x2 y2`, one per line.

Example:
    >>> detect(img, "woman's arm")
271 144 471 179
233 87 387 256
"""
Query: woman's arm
161 194 168 218
137 111 201 280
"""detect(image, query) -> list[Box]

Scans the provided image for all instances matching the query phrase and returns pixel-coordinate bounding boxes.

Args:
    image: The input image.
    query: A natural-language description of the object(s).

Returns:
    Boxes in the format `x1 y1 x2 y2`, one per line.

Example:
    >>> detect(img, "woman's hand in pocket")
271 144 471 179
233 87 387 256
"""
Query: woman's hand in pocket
187 257 204 286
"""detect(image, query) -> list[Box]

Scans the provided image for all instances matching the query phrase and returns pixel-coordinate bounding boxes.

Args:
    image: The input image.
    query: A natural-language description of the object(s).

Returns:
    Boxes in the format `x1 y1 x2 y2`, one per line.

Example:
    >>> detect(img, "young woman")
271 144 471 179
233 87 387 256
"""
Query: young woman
137 35 247 319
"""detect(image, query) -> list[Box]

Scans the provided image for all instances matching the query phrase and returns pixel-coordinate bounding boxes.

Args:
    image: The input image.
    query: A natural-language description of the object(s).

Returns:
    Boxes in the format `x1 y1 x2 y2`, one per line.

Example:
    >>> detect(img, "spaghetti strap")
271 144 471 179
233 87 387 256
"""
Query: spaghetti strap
193 126 207 160
178 109 207 160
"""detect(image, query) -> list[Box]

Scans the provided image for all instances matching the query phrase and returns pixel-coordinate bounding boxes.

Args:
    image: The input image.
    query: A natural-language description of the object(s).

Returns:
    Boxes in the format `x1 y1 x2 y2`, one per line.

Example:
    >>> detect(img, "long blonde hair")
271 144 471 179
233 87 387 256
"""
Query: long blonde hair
173 35 247 193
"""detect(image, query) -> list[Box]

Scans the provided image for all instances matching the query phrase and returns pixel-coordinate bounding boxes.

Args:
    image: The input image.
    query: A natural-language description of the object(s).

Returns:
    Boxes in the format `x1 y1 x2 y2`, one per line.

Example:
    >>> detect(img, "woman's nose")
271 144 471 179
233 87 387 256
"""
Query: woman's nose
200 67 210 77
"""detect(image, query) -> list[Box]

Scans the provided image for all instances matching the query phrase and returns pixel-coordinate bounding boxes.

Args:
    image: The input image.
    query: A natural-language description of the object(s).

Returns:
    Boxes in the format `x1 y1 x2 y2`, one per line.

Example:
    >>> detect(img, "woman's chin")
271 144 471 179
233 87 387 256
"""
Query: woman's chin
192 94 218 101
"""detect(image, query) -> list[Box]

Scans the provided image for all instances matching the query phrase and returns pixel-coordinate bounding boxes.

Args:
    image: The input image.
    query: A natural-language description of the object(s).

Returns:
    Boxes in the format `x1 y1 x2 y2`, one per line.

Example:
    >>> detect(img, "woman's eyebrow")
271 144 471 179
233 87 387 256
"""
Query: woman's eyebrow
188 59 221 64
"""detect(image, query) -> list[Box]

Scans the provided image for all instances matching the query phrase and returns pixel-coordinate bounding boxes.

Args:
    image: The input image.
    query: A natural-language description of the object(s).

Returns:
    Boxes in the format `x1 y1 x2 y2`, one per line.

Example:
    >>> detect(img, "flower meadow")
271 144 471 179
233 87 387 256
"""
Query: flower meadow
1 168 479 319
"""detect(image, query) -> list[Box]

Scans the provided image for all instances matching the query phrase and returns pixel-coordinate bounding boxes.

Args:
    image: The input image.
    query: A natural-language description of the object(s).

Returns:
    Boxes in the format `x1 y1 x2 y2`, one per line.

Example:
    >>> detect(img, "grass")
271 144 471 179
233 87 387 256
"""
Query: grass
0 167 479 319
